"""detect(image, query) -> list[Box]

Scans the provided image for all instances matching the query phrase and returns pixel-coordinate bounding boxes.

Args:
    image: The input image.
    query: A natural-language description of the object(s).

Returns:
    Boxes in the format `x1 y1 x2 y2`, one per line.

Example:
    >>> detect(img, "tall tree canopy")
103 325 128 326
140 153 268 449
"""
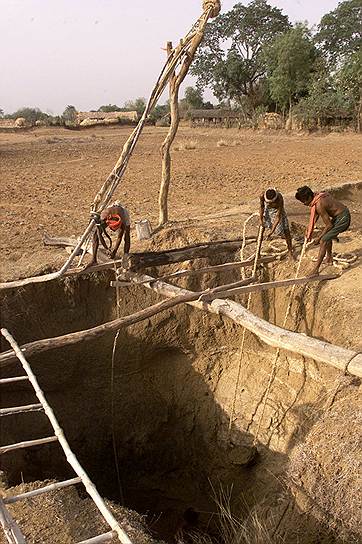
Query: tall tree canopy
191 0 290 109
266 25 316 112
315 0 362 65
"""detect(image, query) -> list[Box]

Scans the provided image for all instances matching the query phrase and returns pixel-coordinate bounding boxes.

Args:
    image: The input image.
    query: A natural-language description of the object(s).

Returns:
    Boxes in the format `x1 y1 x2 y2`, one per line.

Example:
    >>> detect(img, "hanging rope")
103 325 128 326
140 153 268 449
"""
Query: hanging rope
228 224 264 432
252 238 308 444
110 263 125 504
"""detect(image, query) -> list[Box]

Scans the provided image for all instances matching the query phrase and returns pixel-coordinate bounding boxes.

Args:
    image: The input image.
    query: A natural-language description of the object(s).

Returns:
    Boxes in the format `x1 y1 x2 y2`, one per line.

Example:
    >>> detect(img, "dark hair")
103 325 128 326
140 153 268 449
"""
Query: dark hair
265 189 277 201
295 185 314 203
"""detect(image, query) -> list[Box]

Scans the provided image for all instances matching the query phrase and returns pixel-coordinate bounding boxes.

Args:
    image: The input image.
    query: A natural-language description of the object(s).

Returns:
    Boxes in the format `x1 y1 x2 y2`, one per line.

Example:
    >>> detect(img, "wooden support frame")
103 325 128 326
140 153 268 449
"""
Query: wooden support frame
4 477 82 504
0 436 58 455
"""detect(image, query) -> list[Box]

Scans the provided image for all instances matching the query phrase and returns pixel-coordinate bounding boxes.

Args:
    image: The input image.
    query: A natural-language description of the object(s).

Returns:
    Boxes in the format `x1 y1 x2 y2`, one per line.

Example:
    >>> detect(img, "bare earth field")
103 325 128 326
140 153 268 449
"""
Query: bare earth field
1 125 361 281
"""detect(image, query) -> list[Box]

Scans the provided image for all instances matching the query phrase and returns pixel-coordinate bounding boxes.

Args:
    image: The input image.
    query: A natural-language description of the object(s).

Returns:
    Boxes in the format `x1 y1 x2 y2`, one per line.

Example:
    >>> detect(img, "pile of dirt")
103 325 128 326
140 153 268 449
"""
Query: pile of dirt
0 479 163 544
288 386 362 543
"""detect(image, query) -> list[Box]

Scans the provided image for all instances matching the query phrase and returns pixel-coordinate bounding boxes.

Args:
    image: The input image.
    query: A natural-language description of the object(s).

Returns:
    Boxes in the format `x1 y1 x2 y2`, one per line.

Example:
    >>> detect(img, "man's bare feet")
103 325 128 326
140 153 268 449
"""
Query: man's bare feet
307 268 320 277
288 253 297 262
82 260 97 270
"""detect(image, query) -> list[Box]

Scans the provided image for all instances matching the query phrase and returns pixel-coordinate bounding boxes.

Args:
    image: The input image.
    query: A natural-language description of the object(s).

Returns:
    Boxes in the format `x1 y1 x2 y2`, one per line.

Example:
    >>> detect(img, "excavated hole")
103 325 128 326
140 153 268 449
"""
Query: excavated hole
0 258 344 542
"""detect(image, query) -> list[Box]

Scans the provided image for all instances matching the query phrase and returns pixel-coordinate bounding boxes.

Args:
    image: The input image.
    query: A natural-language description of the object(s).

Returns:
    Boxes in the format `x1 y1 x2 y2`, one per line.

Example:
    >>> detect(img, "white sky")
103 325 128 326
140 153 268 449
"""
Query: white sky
0 0 340 115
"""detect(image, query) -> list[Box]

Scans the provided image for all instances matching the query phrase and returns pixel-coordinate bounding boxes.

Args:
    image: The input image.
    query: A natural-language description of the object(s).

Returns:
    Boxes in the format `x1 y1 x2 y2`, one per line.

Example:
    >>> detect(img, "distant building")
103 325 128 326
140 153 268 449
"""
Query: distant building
189 109 241 127
76 111 138 125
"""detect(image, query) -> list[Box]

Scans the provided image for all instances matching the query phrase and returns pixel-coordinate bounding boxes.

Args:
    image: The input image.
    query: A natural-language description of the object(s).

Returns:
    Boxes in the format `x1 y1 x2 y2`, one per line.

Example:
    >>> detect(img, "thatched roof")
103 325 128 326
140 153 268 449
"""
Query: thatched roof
76 111 138 122
190 109 240 119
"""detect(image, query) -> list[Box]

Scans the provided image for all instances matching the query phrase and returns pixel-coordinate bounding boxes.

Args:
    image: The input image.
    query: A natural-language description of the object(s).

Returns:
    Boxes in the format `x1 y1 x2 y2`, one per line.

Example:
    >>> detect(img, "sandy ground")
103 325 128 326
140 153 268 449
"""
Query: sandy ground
1 125 361 280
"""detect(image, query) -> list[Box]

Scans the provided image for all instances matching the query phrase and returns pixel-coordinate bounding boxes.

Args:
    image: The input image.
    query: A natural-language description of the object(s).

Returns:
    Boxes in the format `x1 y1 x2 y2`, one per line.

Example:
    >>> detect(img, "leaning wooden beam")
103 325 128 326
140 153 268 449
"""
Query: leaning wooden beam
0 290 220 367
0 498 26 544
43 234 256 272
143 254 283 282
0 436 58 455
77 532 116 544
0 403 43 416
126 272 362 377
4 477 82 504
1 329 133 544
204 273 339 300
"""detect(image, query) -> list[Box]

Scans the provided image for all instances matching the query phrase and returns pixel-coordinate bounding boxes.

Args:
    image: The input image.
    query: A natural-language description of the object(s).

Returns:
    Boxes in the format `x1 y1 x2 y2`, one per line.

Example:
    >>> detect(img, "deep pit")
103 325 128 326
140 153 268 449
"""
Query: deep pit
1 256 361 543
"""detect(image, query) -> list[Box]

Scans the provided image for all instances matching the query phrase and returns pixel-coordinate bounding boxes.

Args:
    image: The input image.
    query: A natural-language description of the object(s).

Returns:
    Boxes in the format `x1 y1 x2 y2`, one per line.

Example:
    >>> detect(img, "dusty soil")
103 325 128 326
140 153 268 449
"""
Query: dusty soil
0 126 361 544
1 125 361 281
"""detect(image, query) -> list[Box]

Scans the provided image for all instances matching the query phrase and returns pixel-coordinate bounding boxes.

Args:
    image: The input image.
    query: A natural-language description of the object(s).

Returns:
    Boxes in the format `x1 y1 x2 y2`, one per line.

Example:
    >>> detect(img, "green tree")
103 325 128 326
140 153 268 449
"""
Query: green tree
184 86 204 109
191 0 290 111
315 0 362 66
9 107 48 124
266 25 316 117
337 51 362 130
124 97 146 116
98 104 121 112
62 105 77 123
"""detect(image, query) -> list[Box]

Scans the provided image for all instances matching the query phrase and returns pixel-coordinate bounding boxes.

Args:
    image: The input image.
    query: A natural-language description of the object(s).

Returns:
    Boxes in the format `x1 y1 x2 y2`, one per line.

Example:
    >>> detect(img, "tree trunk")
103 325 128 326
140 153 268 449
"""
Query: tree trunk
159 42 179 226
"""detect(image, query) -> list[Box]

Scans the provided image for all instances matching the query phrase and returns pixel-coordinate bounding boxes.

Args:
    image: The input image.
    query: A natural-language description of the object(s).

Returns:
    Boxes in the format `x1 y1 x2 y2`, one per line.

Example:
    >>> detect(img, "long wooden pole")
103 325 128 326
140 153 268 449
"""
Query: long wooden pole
0 498 26 544
126 272 362 377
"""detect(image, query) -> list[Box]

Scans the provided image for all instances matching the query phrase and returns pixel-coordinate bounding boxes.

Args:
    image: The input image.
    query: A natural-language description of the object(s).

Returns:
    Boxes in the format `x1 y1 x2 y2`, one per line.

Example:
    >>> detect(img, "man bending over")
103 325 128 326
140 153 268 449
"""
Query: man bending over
295 185 351 276
260 187 294 259
89 203 131 267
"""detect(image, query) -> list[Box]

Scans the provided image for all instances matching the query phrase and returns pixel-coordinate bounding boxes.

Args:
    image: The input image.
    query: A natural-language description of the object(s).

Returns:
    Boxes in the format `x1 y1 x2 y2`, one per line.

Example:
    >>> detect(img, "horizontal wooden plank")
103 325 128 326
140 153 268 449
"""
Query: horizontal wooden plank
0 403 43 416
0 376 29 385
0 436 58 455
4 477 82 504
77 532 116 544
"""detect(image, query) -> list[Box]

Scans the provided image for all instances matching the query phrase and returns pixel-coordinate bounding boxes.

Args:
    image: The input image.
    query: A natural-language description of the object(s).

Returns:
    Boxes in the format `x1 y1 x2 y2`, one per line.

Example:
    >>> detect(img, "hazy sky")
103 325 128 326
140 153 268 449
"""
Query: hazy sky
1 0 340 115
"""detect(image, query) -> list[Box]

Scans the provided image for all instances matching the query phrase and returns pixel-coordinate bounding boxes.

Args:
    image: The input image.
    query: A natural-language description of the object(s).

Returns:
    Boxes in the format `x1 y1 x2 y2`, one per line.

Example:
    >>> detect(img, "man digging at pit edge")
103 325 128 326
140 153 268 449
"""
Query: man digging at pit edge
295 185 351 276
259 187 295 260
87 201 131 267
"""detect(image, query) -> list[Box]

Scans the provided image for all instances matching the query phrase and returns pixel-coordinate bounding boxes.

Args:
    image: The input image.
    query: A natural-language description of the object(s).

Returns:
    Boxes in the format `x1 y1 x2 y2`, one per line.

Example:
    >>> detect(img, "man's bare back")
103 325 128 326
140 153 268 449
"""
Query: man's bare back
315 193 346 221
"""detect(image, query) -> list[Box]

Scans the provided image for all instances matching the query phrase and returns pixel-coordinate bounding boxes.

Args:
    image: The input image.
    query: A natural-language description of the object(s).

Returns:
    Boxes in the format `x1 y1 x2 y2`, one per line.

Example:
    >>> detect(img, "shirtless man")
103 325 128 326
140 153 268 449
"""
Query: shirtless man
89 203 131 266
295 186 351 276
259 187 294 259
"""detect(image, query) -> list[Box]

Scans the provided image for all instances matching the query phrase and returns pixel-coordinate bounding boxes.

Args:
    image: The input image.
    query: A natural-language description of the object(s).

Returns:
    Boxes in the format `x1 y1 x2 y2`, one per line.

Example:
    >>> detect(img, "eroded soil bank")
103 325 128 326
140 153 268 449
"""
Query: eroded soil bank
1 255 361 543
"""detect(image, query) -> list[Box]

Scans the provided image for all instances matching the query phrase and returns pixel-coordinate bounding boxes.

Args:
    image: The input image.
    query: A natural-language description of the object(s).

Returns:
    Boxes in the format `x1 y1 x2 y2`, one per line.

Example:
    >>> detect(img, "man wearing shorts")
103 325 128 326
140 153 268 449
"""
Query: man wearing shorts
259 187 295 259
295 186 351 276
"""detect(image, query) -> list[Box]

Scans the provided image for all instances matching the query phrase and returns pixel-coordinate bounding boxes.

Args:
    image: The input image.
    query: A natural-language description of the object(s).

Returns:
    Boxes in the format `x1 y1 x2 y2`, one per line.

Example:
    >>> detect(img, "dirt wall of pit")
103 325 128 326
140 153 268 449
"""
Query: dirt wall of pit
1 259 361 542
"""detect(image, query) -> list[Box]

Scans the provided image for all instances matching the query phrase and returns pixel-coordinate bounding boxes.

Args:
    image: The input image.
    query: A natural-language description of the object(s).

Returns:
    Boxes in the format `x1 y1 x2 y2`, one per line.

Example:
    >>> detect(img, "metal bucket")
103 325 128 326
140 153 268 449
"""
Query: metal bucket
135 219 152 240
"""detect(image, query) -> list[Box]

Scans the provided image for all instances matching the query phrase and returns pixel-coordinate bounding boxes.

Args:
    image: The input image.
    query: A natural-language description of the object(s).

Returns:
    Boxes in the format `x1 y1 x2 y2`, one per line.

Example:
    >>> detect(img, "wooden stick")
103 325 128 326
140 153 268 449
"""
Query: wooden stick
0 290 219 366
126 272 362 377
205 273 339 300
4 477 82 504
0 436 58 454
0 498 26 544
77 532 116 544
0 403 43 416
0 376 28 384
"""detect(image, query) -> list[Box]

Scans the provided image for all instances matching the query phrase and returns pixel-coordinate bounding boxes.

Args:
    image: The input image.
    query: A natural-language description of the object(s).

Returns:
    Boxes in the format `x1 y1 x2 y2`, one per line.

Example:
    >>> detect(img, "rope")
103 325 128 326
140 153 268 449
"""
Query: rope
252 238 308 444
228 224 264 432
240 213 259 279
110 263 125 504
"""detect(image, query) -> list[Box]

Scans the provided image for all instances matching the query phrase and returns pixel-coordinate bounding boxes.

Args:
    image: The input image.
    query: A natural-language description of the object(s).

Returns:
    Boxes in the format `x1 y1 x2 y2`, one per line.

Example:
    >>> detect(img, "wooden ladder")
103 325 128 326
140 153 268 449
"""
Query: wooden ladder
0 328 132 544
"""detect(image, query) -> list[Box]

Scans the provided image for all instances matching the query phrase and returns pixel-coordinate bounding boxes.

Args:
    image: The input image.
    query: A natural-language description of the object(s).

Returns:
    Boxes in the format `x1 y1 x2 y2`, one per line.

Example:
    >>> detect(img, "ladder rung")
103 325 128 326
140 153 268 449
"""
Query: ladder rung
0 436 58 454
0 403 43 416
77 531 116 544
0 376 29 384
4 477 82 504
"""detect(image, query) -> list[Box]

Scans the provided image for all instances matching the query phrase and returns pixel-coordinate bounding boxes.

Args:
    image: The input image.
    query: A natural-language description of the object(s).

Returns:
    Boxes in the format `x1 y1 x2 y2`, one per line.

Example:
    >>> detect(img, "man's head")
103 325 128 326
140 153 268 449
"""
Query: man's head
295 186 314 206
264 188 278 203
